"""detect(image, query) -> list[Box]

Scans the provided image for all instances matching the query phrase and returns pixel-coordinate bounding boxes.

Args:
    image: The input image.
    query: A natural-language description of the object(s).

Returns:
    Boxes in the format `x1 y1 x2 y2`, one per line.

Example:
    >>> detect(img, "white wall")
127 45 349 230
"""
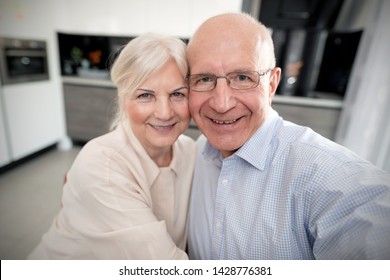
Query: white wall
54 0 242 37
335 0 390 172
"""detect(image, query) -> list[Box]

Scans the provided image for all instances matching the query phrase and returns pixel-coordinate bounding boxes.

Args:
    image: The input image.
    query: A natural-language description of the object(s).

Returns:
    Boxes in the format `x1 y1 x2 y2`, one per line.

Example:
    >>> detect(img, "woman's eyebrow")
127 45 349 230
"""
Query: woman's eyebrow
172 86 189 91
136 88 155 93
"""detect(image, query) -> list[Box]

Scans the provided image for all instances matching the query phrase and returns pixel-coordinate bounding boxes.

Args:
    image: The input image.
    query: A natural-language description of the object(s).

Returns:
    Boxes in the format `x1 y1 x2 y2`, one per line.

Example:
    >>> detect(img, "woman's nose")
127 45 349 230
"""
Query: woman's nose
154 98 174 119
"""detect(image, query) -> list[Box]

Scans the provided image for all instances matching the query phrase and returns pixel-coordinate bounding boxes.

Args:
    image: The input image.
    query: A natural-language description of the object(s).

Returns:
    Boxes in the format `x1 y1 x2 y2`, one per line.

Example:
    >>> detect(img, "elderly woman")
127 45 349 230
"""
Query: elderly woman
28 33 195 259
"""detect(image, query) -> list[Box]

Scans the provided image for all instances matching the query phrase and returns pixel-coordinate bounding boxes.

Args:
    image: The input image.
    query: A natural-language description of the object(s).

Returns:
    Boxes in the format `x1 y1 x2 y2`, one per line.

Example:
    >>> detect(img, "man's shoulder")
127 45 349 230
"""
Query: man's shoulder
275 120 376 173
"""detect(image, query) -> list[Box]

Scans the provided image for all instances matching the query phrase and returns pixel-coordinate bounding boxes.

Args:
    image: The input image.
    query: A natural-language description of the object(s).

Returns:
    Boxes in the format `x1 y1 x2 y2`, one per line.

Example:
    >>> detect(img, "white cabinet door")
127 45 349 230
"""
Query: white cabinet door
2 81 64 161
0 88 11 167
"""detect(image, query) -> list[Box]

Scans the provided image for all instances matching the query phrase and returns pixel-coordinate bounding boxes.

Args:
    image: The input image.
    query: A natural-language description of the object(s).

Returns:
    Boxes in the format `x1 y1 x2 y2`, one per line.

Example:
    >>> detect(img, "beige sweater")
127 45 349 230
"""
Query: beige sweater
28 121 195 259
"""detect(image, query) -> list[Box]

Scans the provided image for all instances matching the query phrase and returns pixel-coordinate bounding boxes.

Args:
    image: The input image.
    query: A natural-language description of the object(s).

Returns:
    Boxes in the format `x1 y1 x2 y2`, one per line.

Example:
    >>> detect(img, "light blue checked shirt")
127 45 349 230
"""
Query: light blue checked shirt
188 108 390 259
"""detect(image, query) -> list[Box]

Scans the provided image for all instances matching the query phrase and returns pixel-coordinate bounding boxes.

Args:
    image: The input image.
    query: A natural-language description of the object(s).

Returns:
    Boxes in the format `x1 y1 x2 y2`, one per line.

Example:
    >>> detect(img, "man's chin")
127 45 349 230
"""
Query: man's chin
206 134 242 157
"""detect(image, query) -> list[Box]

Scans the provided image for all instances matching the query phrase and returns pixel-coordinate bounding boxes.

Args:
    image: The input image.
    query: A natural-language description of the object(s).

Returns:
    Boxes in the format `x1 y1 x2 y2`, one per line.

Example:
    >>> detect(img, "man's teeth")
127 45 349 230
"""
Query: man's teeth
212 119 237 124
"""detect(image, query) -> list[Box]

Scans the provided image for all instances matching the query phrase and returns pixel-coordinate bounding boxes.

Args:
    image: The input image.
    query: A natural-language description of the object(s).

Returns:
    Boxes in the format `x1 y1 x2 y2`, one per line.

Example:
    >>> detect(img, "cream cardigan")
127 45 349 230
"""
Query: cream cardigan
28 121 195 259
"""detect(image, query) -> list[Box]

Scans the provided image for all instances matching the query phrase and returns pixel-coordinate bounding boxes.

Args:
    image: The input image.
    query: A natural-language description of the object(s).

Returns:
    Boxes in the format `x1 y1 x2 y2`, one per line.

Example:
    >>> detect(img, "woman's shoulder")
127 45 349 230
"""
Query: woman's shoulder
172 134 196 162
178 133 196 143
175 134 196 149
78 131 122 161
70 127 137 178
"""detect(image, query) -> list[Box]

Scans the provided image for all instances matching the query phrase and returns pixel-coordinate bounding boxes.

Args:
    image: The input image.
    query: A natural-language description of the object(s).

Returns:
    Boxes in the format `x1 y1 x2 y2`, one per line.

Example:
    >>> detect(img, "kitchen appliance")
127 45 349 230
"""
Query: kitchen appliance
0 37 49 85
256 0 345 97
0 36 65 167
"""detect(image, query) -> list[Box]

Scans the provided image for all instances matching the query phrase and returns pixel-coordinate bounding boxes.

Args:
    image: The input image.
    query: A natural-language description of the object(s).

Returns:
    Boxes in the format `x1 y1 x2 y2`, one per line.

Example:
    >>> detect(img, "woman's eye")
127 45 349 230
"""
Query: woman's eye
172 92 184 97
171 90 188 100
137 92 152 99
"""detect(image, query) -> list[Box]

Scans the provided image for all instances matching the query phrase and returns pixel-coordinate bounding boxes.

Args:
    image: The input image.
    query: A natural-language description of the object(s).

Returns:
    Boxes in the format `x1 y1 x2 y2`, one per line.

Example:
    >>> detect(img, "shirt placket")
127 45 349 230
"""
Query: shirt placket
211 157 235 259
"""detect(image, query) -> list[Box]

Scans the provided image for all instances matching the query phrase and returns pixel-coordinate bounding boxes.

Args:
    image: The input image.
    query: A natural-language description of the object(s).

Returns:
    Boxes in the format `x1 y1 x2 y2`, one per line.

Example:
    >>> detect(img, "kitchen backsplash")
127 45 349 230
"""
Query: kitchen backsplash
57 33 189 80
57 32 132 79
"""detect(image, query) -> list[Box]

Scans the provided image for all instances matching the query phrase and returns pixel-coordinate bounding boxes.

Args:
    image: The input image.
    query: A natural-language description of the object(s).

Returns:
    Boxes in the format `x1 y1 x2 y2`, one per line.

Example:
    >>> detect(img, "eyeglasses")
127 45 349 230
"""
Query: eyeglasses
187 69 271 92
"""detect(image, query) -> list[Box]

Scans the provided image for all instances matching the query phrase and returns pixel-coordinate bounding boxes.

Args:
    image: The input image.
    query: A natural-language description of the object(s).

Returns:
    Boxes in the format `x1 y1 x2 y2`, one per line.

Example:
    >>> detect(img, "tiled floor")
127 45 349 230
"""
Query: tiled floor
0 146 81 260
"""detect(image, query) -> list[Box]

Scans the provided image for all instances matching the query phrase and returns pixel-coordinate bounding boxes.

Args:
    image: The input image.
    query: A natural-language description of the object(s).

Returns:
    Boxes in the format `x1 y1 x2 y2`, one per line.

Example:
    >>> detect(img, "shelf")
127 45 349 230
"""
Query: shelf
62 76 115 88
273 94 343 109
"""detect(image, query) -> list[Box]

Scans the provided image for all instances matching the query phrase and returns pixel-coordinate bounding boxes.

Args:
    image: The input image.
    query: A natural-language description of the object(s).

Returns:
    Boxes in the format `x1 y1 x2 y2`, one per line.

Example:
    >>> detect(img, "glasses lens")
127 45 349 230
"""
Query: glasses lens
189 74 216 92
228 71 259 90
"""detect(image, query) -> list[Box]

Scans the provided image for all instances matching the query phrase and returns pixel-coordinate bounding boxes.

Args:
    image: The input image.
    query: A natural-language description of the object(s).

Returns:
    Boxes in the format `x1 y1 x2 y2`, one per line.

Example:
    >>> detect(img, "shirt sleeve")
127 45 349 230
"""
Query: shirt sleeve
61 142 188 260
308 161 390 259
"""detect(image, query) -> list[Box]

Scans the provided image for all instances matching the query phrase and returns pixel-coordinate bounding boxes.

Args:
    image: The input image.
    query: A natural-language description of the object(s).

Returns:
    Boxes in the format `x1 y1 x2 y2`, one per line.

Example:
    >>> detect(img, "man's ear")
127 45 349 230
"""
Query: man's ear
269 67 281 98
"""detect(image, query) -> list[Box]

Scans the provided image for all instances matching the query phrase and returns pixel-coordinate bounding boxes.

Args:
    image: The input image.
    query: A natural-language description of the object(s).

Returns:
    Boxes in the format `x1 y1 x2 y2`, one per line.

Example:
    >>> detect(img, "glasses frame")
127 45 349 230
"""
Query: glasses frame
187 69 272 92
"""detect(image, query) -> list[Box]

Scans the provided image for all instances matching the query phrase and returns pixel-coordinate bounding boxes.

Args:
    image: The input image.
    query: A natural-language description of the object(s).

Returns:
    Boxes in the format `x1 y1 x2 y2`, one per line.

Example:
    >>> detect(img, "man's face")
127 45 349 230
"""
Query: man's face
188 34 279 158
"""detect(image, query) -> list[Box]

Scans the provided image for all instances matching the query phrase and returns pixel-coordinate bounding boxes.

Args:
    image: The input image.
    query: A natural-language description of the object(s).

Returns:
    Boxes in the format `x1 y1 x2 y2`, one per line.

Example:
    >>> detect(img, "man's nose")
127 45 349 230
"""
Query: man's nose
209 78 236 113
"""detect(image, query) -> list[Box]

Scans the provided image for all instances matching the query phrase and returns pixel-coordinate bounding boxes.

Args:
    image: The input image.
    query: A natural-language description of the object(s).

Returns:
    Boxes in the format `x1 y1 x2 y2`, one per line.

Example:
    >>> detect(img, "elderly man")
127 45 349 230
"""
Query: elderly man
187 13 390 260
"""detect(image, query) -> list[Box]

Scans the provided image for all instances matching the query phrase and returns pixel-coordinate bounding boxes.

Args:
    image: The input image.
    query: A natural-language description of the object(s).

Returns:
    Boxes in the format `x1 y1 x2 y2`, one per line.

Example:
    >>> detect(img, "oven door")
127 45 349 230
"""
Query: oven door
0 38 49 85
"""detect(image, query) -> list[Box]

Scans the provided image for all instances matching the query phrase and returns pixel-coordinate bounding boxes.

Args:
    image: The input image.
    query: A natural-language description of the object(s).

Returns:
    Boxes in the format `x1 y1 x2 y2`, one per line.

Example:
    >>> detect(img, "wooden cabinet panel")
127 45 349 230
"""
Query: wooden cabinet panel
272 103 341 140
63 83 202 142
63 84 117 142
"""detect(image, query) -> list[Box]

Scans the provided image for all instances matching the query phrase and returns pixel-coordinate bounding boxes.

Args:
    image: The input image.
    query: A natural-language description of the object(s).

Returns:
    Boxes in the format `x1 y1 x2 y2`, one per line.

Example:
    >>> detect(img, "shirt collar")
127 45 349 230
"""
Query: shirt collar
121 121 176 187
236 108 279 170
203 108 280 171
168 141 181 176
203 139 224 168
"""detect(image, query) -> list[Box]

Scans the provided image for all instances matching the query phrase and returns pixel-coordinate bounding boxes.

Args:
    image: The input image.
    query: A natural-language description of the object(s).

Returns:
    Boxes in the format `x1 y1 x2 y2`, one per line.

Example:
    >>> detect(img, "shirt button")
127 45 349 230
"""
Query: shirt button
215 221 221 230
222 179 228 186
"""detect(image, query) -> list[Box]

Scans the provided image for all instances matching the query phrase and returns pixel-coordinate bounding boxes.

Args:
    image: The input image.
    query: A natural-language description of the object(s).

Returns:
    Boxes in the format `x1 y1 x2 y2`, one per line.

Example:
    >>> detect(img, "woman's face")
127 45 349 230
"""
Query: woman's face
125 60 190 155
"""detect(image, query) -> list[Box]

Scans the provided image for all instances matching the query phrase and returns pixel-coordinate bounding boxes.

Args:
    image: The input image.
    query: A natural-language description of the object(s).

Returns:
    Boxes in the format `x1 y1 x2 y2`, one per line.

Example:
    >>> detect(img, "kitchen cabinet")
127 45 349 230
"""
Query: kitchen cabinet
272 96 342 140
0 87 11 167
1 81 65 162
63 82 117 142
0 0 70 166
63 78 202 142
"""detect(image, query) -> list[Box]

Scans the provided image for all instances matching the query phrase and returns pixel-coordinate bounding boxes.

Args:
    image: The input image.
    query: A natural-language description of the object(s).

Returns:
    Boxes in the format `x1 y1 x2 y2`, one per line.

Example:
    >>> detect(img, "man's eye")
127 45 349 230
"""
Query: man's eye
198 76 214 84
238 75 250 81
232 74 251 82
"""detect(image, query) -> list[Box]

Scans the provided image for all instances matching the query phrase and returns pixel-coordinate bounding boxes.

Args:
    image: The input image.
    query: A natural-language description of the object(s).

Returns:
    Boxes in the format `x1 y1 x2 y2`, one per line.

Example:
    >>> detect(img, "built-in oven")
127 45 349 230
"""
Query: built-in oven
0 37 49 85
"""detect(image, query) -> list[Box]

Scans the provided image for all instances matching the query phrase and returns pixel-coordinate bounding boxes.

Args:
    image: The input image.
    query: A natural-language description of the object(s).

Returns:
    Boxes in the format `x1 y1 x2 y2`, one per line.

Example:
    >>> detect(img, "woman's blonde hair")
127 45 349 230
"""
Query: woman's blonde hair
109 33 188 129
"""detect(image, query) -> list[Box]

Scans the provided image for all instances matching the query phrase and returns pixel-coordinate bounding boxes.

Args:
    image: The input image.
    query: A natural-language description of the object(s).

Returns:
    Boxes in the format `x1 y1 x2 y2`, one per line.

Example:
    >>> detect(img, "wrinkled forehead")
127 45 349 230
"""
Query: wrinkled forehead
189 17 259 49
188 16 273 69
188 34 271 74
